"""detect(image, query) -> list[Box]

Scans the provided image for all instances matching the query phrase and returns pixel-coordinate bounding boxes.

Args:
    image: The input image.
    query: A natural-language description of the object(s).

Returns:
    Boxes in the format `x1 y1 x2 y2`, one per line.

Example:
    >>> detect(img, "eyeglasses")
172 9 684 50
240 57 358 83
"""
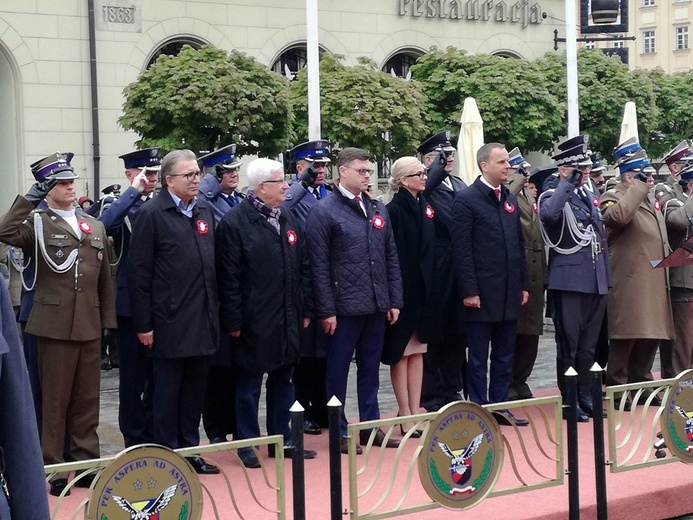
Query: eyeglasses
344 166 374 176
170 171 202 180
404 171 427 179
262 179 288 185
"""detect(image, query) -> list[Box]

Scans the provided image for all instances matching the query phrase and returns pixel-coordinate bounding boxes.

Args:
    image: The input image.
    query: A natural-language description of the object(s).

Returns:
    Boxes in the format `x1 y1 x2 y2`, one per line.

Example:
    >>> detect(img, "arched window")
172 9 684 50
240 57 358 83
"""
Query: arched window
381 48 425 79
270 43 328 81
491 50 524 59
146 37 207 69
0 45 20 211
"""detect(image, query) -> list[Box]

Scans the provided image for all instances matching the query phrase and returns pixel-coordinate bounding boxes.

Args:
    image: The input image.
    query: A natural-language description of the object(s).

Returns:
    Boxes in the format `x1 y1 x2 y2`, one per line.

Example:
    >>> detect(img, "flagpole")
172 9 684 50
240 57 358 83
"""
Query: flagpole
306 0 321 140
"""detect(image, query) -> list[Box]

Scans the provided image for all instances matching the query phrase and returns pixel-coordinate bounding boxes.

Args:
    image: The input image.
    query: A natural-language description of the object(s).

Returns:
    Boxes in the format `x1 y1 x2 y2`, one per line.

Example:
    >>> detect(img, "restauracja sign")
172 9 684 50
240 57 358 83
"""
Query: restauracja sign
399 0 544 29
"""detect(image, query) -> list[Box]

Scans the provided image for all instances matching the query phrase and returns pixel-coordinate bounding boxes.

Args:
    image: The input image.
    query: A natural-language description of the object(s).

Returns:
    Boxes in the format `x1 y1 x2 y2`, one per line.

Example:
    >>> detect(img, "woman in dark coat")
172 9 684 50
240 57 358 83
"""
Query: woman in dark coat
383 156 437 435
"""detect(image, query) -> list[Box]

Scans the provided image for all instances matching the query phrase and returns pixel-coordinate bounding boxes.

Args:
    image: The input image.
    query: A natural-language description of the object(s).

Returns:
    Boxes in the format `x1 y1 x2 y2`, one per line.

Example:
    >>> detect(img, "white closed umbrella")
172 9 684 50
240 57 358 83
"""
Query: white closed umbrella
618 101 639 145
457 97 484 186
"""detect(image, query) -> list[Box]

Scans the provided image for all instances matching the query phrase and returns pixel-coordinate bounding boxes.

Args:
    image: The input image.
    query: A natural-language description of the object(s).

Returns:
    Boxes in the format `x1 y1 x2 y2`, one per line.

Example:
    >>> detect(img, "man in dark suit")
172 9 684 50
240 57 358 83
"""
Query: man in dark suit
451 142 529 426
128 149 220 474
0 275 50 518
99 147 161 447
419 131 468 411
306 147 403 454
283 139 332 435
197 144 243 445
217 158 316 468
538 135 611 421
0 152 116 494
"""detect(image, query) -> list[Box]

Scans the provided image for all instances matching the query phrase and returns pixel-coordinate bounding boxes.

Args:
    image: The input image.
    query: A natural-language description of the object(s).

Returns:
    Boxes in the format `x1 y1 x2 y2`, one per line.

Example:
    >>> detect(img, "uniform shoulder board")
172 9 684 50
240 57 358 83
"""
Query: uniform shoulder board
601 200 616 210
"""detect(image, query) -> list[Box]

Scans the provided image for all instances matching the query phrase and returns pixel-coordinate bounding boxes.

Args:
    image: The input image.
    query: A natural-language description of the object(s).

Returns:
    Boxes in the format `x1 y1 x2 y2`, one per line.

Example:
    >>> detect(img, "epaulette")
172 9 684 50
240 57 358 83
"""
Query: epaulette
601 200 616 210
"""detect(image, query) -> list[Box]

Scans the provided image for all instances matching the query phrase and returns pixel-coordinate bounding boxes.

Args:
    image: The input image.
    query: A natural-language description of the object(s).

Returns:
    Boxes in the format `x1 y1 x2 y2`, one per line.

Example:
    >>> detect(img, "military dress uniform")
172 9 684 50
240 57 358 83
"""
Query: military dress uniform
507 163 547 400
601 150 675 391
539 136 611 417
197 144 243 443
0 153 116 485
419 131 467 411
282 139 332 432
99 147 161 447
661 167 693 377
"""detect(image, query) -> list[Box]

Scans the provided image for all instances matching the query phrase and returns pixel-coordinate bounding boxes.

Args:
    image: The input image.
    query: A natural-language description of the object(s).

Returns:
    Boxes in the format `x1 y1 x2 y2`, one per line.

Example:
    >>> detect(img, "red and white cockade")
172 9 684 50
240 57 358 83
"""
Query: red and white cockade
286 230 298 245
425 205 435 219
373 215 385 229
78 221 92 234
197 220 209 235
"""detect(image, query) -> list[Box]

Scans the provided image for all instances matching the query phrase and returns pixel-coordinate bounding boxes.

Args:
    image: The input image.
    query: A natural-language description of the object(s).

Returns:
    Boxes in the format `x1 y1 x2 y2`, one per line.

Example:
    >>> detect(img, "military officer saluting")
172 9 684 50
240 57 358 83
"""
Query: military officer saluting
99 147 161 448
538 135 611 421
418 131 466 412
0 152 116 496
601 143 674 407
282 139 333 434
655 140 692 205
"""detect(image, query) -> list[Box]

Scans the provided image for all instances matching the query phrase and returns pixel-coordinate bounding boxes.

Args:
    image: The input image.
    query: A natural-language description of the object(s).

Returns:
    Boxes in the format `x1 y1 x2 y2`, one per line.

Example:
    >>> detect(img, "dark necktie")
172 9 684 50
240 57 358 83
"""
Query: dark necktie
493 188 501 201
314 188 321 200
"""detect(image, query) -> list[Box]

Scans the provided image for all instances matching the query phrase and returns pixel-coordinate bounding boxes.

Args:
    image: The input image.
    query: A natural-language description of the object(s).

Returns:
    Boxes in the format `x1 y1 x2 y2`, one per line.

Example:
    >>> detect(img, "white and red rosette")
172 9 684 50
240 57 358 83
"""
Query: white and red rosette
425 205 435 219
78 221 92 234
286 229 297 245
197 220 209 235
503 201 515 213
373 215 385 229
532 201 538 213
654 199 662 212
593 196 600 208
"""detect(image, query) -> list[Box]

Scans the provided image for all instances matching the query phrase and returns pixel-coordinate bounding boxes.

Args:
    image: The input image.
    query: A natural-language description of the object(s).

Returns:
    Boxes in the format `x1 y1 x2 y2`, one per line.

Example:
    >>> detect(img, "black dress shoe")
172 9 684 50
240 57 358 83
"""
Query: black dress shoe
340 437 362 455
209 436 228 444
268 445 317 459
637 394 662 407
359 428 400 448
185 456 220 475
73 472 96 488
493 410 529 427
304 418 322 435
49 478 70 497
238 449 261 469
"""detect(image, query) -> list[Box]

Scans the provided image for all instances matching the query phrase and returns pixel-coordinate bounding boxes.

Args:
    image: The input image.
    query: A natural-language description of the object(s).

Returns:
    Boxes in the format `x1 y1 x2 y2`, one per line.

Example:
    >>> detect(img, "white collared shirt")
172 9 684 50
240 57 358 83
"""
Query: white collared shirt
52 207 81 238
338 184 367 216
168 191 197 218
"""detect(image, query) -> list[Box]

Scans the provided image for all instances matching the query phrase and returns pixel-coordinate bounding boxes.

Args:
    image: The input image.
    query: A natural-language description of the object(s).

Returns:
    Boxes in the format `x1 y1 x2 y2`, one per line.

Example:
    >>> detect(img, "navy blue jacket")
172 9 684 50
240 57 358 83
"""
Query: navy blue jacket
198 173 243 226
539 179 611 295
306 189 403 318
128 189 219 358
0 276 49 520
99 186 149 317
216 199 313 374
282 182 330 228
452 177 529 322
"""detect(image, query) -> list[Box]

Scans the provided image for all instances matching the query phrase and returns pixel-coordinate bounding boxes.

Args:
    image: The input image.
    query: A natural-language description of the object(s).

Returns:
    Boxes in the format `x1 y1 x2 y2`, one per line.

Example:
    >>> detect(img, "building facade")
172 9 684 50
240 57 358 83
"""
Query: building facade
0 0 563 208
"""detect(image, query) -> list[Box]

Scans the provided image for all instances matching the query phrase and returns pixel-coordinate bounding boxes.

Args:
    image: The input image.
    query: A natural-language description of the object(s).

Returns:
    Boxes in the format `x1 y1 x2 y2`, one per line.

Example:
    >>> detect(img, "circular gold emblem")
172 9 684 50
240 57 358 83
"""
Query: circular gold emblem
418 401 503 510
86 444 203 520
661 369 693 463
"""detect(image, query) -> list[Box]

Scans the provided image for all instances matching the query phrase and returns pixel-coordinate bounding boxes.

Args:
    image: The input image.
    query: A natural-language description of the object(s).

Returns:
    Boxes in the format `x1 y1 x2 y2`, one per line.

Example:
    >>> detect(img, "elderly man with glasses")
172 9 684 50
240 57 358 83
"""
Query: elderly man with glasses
216 158 316 468
128 149 220 475
306 147 403 454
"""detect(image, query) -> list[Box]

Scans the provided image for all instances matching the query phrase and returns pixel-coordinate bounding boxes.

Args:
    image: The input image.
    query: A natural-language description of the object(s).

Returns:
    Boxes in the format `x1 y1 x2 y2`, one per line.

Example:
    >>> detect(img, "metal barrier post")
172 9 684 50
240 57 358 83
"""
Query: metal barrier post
591 363 608 520
565 366 580 520
290 401 306 520
327 396 343 520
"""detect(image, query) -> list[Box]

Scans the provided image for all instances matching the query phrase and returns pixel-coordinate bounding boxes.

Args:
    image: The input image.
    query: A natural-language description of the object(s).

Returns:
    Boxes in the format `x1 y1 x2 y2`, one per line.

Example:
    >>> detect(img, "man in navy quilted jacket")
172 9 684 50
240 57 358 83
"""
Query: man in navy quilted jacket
306 147 404 454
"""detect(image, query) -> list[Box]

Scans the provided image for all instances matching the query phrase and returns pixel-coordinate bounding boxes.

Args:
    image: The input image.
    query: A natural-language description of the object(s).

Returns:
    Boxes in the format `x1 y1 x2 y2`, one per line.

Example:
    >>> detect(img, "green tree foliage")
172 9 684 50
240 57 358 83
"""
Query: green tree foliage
537 49 659 159
289 54 429 161
411 47 564 152
646 68 693 159
119 45 293 156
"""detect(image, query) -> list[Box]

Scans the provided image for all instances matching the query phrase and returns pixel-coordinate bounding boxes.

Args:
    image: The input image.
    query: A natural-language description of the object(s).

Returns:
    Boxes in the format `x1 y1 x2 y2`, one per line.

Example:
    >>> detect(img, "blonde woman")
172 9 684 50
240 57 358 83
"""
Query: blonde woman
383 157 438 436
